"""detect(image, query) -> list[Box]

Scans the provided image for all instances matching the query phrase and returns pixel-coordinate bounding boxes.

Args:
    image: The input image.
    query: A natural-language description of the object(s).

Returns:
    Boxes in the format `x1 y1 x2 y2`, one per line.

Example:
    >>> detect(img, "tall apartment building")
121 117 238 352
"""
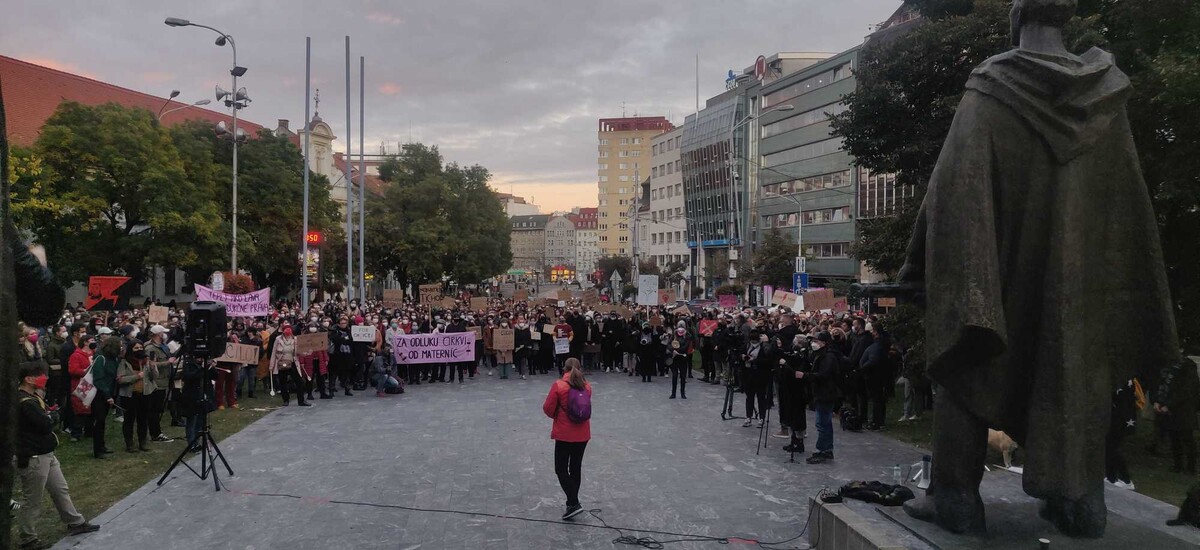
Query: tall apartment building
643 126 689 294
597 116 674 258
544 214 577 273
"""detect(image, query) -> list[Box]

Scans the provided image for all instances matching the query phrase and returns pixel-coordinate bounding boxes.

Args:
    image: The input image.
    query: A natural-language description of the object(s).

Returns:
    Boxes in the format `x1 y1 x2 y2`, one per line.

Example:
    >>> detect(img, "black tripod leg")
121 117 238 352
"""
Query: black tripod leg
207 433 234 476
158 437 196 486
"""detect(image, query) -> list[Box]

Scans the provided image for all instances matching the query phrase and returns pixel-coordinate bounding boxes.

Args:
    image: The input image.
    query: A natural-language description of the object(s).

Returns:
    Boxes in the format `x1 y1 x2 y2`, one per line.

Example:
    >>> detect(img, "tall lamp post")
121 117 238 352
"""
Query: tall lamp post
158 98 212 122
165 17 249 273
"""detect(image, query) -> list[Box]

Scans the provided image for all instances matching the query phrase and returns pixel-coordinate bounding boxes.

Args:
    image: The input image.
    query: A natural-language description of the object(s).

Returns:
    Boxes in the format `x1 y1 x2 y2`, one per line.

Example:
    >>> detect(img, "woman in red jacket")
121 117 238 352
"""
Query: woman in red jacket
542 358 591 520
67 334 96 441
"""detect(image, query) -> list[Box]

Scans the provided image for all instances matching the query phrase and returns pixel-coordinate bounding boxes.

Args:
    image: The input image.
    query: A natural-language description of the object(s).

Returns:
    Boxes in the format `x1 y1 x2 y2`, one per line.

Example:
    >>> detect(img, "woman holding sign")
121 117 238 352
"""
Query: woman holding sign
270 325 310 407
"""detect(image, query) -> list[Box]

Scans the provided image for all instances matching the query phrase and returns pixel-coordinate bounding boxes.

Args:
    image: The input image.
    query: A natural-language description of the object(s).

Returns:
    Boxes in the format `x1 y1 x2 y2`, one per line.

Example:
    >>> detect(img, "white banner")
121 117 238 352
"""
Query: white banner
351 325 377 343
636 275 659 306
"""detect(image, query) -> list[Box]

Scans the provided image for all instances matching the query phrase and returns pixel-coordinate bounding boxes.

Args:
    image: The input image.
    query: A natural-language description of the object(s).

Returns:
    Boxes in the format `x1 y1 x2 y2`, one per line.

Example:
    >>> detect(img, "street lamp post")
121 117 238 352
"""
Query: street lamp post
165 17 249 273
157 99 212 122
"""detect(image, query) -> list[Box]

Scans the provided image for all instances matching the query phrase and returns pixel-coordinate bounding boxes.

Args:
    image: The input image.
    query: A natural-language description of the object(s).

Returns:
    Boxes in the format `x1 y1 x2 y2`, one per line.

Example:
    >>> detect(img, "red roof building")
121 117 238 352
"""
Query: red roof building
0 54 265 147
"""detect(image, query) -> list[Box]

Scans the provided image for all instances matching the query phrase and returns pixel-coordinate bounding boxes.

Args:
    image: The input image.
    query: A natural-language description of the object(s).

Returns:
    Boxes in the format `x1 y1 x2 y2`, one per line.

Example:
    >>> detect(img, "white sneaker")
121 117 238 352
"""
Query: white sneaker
1112 480 1136 490
521 375 527 380
897 416 909 423
488 370 493 376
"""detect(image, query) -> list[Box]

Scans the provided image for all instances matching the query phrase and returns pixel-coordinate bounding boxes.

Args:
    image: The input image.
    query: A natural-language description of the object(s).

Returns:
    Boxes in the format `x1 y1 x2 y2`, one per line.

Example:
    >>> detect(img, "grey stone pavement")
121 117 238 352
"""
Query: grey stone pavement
52 368 1198 550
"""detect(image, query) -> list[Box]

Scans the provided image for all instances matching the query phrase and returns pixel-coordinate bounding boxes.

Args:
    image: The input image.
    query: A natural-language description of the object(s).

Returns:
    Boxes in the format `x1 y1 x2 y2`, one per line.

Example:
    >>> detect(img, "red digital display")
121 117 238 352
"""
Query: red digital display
306 231 322 244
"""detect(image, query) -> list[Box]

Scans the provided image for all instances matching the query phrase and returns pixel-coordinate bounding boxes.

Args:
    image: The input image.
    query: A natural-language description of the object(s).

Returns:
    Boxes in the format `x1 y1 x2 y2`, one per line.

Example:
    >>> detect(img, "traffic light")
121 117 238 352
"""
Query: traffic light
306 231 323 245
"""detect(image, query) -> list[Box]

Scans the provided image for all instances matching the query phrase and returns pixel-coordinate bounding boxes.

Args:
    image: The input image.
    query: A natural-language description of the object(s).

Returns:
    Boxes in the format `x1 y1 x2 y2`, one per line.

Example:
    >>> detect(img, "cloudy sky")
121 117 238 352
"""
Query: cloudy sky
2 0 899 213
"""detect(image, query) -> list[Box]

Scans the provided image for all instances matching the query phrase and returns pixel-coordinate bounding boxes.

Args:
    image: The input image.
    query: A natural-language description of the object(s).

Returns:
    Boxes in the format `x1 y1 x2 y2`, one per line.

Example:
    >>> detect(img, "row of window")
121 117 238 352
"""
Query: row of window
762 206 851 229
805 242 851 259
761 102 848 139
858 169 916 219
652 160 682 178
763 62 853 109
651 207 684 222
599 138 641 146
653 136 682 155
652 183 683 201
651 231 685 245
763 137 844 167
762 169 853 196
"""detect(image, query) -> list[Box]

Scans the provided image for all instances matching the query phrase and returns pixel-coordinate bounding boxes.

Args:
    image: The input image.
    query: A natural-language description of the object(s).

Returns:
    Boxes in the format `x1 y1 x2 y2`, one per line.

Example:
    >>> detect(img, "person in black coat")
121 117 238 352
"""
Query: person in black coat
1156 356 1199 474
846 319 874 420
802 332 841 464
636 324 656 382
600 312 624 372
778 334 812 453
723 323 746 389
535 314 554 375
514 318 533 380
741 329 775 427
858 324 892 430
329 317 355 395
622 318 640 375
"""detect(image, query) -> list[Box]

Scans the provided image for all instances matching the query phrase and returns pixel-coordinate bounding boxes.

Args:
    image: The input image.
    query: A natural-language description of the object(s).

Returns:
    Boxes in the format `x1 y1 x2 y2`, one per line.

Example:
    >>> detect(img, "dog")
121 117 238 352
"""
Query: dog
988 429 1019 468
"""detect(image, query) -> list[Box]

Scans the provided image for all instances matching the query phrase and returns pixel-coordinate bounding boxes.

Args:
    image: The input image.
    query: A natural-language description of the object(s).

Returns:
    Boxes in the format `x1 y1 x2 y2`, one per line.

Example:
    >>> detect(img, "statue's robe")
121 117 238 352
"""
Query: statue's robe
902 48 1178 500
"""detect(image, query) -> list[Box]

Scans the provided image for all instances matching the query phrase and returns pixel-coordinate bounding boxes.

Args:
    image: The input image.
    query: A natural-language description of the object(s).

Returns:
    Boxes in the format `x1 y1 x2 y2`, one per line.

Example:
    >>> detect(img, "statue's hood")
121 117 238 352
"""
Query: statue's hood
966 47 1132 163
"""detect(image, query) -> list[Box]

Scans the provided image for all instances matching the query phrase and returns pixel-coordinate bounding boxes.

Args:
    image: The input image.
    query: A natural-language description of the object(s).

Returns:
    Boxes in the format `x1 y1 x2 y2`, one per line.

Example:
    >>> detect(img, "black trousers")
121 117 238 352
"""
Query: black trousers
858 379 888 427
278 368 308 404
120 393 150 448
1105 428 1130 483
744 369 769 419
91 395 110 456
1171 423 1198 472
700 349 714 381
554 440 588 507
147 389 167 438
670 362 688 398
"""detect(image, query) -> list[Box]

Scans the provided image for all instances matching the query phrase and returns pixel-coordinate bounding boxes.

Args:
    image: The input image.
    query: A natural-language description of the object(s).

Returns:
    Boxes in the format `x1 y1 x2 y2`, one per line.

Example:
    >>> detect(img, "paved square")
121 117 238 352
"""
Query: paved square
50 371 1194 549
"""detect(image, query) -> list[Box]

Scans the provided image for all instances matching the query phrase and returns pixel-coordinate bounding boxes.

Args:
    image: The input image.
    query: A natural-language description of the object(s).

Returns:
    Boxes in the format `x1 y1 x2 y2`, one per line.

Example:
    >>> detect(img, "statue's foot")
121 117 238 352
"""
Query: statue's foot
1038 491 1106 538
903 492 986 535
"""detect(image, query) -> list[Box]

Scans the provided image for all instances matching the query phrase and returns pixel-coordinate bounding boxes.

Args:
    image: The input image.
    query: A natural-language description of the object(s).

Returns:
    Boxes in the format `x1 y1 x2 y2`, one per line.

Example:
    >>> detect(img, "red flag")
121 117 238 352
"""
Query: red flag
85 276 133 310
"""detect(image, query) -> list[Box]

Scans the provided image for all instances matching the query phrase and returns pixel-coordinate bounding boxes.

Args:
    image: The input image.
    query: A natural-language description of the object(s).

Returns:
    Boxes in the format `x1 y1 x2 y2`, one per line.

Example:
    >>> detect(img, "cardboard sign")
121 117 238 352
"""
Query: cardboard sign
351 325 377 343
636 275 659 306
470 326 483 340
542 324 555 335
658 289 676 305
618 306 631 318
542 298 558 307
699 319 719 336
382 289 405 308
557 289 572 302
419 284 442 305
441 297 458 309
392 333 476 364
672 305 690 316
216 342 260 365
772 289 803 311
649 315 663 327
148 305 169 324
296 331 329 355
581 289 599 305
494 328 515 351
530 329 542 341
877 297 897 308
470 297 488 312
718 294 738 309
514 289 529 301
557 300 566 308
554 338 570 355
804 289 841 312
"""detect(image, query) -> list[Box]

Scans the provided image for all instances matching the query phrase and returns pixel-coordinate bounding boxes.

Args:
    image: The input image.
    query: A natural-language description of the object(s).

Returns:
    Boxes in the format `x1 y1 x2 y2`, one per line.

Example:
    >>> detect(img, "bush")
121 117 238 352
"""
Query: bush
220 272 256 294
714 284 743 296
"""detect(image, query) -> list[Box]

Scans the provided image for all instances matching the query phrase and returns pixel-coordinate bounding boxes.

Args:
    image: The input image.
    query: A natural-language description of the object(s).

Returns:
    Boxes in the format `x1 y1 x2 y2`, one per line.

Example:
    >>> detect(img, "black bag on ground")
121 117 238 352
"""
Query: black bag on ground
840 406 862 432
837 481 915 507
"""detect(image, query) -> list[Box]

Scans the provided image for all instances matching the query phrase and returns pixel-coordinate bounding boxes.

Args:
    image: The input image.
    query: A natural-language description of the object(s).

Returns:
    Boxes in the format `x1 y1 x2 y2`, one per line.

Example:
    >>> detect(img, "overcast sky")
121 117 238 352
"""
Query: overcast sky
2 0 899 213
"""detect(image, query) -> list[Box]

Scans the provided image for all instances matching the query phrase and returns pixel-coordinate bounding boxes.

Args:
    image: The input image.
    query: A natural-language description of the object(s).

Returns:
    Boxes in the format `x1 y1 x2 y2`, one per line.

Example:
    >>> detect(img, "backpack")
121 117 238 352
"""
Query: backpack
840 406 863 432
566 384 591 423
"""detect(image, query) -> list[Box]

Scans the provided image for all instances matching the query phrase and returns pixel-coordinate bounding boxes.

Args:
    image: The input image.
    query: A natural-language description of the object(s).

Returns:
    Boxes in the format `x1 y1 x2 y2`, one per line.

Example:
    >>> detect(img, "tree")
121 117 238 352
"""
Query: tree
596 255 632 286
365 144 510 291
662 261 687 289
637 259 660 278
10 102 225 287
704 250 729 287
744 228 795 289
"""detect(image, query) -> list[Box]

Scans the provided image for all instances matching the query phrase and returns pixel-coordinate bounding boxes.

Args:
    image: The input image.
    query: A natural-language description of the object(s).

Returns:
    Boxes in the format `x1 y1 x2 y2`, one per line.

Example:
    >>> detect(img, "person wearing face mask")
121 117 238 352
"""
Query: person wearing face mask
271 325 310 407
299 324 332 399
668 327 691 399
741 330 775 428
116 341 157 452
802 332 842 464
600 312 623 373
535 314 554 376
14 362 101 549
66 335 96 442
145 325 177 443
494 317 515 379
89 337 122 459
514 317 532 380
59 324 88 439
777 334 812 454
329 317 355 396
636 324 657 383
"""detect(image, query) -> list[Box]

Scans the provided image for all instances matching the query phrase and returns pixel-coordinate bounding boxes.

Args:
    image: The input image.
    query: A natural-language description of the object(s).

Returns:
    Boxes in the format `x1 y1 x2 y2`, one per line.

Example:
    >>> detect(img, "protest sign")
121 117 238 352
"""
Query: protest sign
804 289 838 312
148 305 169 324
296 332 328 355
658 289 676 305
392 333 476 364
351 326 377 343
195 284 270 317
419 284 441 305
441 297 458 309
470 297 488 312
542 298 558 307
557 300 566 308
718 294 738 309
470 326 483 340
581 289 599 305
557 289 572 302
672 305 690 316
699 319 719 336
494 328 515 351
514 289 529 301
530 329 542 341
649 315 663 327
216 342 259 365
618 306 631 318
636 275 659 305
85 276 136 311
772 290 804 311
877 297 897 308
542 324 555 335
382 289 405 308
554 338 570 355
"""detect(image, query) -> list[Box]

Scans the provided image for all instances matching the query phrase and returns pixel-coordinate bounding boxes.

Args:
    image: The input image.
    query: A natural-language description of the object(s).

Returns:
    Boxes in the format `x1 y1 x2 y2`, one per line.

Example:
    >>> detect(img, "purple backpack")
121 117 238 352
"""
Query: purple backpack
566 385 591 423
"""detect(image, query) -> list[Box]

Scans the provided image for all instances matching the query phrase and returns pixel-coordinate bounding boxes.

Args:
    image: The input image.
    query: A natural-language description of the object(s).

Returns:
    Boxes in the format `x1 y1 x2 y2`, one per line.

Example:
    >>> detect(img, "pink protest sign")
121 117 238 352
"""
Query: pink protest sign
718 294 738 309
392 332 477 364
194 284 270 317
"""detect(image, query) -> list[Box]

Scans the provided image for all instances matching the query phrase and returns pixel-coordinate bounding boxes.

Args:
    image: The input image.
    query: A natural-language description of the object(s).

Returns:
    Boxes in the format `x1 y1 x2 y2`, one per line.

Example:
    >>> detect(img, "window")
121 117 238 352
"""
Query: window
630 151 641 157
620 138 629 145
618 187 628 194
674 184 682 195
763 138 844 167
600 139 609 145
857 169 916 219
675 207 682 217
762 169 852 196
600 235 608 242
599 151 609 158
652 167 658 177
675 231 681 242
599 176 608 182
632 137 642 144
675 160 681 171
761 102 850 138
804 242 851 259
619 163 629 169
763 64 848 108
619 236 628 242
598 163 608 170
619 151 629 158
619 175 629 182
666 187 673 198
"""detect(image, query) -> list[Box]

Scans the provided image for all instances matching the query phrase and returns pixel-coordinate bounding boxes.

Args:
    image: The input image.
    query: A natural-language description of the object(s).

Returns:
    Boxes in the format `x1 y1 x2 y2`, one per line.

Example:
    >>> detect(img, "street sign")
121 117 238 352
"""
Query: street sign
211 271 225 292
793 272 809 293
610 271 623 284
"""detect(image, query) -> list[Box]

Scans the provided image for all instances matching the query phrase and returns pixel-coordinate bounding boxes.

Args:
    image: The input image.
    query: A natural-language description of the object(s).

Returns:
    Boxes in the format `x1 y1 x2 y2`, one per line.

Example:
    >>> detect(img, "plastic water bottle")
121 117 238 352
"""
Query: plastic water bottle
893 464 902 485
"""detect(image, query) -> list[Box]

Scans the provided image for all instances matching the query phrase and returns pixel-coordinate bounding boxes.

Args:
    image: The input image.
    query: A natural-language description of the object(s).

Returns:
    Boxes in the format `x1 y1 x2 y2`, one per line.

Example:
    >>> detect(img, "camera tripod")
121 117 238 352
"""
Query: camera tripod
157 361 234 492
719 366 741 421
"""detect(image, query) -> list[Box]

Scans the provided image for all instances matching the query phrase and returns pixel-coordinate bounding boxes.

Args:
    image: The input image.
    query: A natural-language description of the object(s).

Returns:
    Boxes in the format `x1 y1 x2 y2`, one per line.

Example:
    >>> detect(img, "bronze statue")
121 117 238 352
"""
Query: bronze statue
898 0 1178 538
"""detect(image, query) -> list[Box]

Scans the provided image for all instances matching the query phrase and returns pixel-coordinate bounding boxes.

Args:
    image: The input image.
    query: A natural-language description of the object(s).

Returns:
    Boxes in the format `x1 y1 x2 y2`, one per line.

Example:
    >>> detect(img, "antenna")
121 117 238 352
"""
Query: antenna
621 101 627 117
695 54 700 114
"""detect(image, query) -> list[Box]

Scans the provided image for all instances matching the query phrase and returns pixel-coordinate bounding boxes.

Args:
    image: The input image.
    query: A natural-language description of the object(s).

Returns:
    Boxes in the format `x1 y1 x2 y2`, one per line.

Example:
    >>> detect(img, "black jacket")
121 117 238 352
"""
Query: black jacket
17 389 57 458
808 346 843 407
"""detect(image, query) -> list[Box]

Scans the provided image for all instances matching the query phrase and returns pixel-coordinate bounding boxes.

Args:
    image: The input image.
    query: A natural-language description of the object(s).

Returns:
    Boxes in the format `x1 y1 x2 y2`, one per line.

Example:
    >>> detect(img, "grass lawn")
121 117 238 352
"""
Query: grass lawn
877 392 1197 508
11 392 277 547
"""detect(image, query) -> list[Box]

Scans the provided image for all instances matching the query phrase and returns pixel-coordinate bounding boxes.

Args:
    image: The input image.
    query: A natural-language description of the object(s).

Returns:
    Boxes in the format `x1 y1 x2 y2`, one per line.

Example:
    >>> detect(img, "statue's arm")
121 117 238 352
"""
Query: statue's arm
7 220 65 327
